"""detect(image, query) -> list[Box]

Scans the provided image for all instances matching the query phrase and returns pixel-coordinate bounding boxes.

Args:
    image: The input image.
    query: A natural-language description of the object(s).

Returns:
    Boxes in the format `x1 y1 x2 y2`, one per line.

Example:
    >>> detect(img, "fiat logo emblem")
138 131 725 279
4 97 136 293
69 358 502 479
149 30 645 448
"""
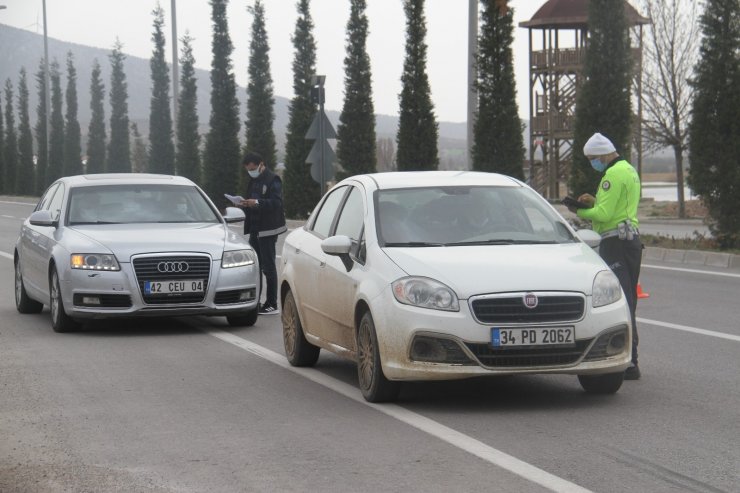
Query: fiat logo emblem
157 261 189 273
523 292 538 309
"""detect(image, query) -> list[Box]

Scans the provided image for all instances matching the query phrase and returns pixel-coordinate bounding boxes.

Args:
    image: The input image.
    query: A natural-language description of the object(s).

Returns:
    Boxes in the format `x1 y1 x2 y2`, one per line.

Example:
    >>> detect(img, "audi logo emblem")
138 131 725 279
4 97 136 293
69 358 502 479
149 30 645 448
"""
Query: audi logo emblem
157 261 190 273
523 292 538 309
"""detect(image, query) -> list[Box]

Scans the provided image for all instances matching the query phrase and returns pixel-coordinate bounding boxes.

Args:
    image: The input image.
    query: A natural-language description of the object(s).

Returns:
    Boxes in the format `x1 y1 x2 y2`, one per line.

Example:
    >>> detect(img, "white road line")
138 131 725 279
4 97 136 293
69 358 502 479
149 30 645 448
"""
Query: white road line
1 214 16 219
207 329 591 493
638 317 740 342
0 251 13 260
643 263 740 279
0 200 35 206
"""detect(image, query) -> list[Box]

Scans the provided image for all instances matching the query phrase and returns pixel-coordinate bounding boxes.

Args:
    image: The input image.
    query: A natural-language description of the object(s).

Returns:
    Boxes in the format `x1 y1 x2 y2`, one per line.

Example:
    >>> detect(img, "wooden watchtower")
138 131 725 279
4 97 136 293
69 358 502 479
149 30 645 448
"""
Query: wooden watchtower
519 0 649 198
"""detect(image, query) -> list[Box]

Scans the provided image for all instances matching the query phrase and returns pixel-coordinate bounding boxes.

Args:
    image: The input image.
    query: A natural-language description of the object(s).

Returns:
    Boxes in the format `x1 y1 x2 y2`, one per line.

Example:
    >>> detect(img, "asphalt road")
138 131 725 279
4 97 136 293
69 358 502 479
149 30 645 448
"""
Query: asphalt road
1 198 738 493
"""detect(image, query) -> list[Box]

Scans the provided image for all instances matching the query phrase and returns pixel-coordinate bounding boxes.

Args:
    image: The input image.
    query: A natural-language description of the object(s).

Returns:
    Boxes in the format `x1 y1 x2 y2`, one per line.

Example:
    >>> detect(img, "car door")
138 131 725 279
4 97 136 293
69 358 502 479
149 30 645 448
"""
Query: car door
21 183 61 295
291 186 349 342
319 185 367 353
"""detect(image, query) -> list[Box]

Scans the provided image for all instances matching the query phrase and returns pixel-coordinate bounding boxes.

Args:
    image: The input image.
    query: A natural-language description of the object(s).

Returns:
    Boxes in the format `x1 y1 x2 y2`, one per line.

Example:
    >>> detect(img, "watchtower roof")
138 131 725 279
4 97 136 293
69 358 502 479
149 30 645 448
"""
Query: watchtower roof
519 0 649 29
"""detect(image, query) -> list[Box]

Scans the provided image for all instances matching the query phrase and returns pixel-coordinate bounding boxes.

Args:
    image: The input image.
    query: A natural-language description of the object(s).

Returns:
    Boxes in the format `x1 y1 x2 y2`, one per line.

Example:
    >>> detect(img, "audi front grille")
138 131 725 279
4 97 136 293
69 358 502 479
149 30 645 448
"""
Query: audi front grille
471 293 585 324
133 255 211 305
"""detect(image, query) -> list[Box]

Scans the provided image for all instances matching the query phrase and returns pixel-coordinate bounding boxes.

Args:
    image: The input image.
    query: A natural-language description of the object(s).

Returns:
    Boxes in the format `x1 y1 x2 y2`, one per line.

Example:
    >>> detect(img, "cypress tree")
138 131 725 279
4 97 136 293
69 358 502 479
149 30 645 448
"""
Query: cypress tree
3 79 18 194
570 0 632 197
688 0 740 248
396 0 438 171
336 0 376 180
472 1 524 179
176 33 201 183
86 59 106 174
283 0 320 219
34 60 48 192
47 60 65 184
203 0 241 206
17 69 35 195
244 0 277 191
63 52 83 176
148 4 175 175
131 123 148 173
108 41 131 173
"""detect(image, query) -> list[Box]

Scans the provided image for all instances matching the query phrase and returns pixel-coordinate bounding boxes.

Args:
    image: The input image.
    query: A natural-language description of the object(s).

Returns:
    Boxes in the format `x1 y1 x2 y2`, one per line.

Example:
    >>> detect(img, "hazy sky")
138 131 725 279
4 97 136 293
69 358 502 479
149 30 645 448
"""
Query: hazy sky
2 0 545 122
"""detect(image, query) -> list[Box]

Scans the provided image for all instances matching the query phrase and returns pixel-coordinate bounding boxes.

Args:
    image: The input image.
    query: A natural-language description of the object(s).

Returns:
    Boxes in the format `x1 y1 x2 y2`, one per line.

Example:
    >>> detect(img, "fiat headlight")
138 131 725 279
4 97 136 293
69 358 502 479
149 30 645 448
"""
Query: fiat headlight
392 277 459 311
592 270 622 307
70 253 120 271
222 249 256 268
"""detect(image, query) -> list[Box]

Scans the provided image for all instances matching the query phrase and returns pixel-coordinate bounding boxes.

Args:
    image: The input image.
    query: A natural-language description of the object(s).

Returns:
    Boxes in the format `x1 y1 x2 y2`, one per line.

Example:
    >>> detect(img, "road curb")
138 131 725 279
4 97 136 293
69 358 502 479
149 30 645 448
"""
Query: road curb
644 246 739 268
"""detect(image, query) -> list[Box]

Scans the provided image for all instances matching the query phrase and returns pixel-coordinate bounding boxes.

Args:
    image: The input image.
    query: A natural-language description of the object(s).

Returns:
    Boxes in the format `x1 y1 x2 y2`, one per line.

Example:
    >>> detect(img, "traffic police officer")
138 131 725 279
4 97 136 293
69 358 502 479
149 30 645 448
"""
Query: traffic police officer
571 133 643 380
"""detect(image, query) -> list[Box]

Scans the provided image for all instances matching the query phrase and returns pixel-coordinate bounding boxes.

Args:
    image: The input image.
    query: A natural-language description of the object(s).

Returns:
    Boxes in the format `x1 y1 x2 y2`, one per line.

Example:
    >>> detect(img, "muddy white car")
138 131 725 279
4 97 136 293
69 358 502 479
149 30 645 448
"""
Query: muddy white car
280 171 632 402
15 174 260 332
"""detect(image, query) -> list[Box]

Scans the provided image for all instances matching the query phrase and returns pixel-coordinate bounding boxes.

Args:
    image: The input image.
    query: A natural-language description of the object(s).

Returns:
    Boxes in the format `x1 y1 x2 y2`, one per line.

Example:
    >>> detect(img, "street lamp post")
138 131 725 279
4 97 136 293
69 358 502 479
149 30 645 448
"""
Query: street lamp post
171 0 179 141
43 0 51 167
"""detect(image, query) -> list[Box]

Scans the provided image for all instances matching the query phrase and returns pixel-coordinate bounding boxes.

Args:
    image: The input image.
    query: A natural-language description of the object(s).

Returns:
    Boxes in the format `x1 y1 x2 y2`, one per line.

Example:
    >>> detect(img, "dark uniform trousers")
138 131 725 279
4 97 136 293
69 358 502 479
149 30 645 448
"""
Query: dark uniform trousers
599 236 643 364
249 234 278 309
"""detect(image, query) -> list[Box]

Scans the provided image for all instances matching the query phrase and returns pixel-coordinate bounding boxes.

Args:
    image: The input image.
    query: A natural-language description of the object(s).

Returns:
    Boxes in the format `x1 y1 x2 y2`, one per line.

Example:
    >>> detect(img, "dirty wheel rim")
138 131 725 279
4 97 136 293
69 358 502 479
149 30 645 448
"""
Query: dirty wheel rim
357 319 374 391
282 296 297 357
14 262 22 306
50 271 60 324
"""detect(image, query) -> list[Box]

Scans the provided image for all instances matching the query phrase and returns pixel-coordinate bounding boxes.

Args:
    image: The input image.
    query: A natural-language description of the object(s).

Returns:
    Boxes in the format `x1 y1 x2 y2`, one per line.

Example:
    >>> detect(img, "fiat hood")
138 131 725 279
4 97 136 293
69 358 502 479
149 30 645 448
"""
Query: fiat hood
67 223 246 261
382 243 608 299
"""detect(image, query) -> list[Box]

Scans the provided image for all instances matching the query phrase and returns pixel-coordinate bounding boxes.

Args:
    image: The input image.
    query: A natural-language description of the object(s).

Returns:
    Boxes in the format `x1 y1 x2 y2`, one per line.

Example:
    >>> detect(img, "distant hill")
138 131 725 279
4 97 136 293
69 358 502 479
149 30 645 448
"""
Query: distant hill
0 23 474 167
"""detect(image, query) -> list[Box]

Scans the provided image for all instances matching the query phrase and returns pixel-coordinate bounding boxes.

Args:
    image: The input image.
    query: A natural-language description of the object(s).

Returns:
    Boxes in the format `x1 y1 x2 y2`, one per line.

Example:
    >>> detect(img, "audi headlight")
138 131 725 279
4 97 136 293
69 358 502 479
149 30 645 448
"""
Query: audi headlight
70 253 120 271
392 277 459 311
592 270 622 307
222 249 256 268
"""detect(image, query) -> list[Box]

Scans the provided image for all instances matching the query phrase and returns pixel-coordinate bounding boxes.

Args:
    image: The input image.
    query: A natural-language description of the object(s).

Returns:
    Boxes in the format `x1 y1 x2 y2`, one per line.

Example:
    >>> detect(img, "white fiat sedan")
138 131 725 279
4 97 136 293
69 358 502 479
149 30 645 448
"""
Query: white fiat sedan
15 174 260 332
280 171 632 402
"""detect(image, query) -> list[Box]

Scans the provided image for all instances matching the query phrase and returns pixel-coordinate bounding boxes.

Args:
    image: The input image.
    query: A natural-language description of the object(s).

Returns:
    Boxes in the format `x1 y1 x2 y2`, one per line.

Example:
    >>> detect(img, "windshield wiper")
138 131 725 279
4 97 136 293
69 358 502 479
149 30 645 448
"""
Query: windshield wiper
383 241 446 247
444 239 559 246
69 221 121 225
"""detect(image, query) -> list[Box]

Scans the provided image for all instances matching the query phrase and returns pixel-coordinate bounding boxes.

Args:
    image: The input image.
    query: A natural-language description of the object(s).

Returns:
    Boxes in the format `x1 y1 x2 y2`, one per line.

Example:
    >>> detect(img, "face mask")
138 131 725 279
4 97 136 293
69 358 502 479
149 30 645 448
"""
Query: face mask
247 168 261 179
590 158 606 173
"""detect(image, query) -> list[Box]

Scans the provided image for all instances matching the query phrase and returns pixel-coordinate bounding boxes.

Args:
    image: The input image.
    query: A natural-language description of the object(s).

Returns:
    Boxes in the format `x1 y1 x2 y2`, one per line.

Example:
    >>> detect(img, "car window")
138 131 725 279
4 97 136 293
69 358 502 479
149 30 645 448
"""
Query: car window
46 184 66 222
334 187 364 240
35 183 59 212
334 187 365 259
66 184 220 225
311 186 347 238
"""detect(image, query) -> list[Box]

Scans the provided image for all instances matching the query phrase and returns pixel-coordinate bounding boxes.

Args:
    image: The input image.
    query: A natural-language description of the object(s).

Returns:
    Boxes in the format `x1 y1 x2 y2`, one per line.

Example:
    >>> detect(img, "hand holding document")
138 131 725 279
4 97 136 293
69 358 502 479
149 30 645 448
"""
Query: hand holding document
224 194 245 206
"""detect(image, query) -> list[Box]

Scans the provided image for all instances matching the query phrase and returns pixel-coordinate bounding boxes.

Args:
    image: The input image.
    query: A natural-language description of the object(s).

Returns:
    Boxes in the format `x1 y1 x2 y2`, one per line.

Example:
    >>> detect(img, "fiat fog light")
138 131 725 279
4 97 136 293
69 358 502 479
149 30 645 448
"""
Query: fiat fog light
222 249 256 268
584 326 629 361
392 277 459 311
410 336 473 364
592 270 622 307
70 253 120 271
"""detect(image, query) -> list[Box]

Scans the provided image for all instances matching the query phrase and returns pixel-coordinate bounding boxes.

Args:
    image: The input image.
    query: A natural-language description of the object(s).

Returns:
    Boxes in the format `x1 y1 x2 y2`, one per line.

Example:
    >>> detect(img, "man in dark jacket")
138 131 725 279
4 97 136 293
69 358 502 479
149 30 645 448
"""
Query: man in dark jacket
240 152 287 315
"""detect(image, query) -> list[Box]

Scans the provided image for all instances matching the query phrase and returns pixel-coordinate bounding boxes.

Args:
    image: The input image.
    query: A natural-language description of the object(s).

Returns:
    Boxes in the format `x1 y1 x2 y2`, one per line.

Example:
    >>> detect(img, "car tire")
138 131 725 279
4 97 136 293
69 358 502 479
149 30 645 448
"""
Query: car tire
282 290 320 367
357 311 400 403
15 258 43 314
578 372 624 394
226 307 258 327
49 268 79 333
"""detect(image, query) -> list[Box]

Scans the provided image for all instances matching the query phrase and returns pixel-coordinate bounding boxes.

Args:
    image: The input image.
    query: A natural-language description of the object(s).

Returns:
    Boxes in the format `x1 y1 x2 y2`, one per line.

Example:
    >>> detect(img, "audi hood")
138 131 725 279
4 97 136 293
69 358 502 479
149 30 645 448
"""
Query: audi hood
66 223 249 261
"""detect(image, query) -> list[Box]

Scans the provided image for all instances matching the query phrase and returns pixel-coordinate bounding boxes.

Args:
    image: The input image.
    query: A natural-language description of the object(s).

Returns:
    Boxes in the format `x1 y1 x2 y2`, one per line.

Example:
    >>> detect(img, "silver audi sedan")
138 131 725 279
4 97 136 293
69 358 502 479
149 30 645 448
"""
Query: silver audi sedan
14 174 260 332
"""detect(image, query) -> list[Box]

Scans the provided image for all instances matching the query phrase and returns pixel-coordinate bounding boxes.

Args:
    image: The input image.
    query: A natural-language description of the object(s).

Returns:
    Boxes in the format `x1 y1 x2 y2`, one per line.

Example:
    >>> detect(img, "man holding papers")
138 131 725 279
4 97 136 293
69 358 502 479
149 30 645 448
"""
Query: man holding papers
240 152 287 315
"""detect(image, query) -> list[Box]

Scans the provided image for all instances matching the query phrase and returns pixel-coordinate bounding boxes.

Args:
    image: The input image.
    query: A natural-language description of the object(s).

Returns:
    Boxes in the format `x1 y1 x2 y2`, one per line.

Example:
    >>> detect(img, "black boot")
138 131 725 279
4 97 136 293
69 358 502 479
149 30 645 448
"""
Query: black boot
624 363 641 380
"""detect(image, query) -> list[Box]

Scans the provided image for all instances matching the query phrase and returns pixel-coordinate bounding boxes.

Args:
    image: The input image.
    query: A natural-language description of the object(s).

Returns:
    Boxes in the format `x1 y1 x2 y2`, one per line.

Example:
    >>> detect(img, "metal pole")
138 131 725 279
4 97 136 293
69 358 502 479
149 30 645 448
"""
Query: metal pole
171 0 179 142
466 0 478 170
318 82 325 197
42 0 50 167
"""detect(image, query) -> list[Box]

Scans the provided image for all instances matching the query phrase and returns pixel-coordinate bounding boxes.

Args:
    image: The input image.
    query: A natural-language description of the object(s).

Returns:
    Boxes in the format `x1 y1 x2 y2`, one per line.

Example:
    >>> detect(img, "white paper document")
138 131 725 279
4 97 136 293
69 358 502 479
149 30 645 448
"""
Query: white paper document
224 194 245 206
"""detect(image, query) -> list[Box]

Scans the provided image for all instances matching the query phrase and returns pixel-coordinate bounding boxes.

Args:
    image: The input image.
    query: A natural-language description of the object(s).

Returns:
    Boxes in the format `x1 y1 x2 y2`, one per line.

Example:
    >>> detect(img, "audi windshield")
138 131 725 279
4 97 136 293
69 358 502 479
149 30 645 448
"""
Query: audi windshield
66 185 221 225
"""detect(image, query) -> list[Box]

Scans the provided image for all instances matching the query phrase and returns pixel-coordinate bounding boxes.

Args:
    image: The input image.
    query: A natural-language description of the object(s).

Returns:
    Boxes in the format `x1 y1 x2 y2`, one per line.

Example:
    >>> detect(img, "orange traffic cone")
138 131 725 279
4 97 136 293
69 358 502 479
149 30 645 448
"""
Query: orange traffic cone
637 282 650 299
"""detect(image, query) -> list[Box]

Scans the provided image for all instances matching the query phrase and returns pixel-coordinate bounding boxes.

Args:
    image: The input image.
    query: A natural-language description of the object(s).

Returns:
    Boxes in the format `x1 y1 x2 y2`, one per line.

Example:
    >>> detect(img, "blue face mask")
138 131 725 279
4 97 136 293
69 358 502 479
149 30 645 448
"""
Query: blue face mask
590 158 606 172
247 168 261 178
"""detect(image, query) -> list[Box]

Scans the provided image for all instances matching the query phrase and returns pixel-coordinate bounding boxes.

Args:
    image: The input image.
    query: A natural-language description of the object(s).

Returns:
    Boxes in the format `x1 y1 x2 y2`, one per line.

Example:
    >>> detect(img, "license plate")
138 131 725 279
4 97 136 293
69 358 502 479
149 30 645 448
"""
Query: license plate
491 327 575 348
144 280 204 295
